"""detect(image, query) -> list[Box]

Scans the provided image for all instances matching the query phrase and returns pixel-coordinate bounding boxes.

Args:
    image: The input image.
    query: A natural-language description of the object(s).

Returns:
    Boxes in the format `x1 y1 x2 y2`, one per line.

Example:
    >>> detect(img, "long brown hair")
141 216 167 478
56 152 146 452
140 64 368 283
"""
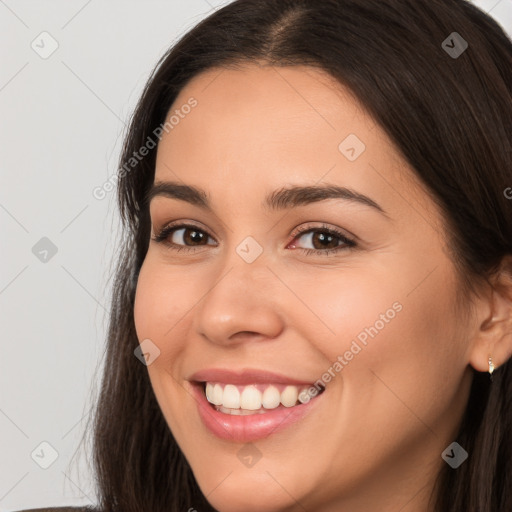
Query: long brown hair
85 1 512 510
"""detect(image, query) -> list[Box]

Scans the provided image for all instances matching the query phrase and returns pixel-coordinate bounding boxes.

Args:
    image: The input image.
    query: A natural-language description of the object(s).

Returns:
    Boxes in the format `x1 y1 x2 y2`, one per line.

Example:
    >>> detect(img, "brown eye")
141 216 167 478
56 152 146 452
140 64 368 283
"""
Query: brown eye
296 230 342 250
289 224 356 256
172 227 209 246
152 223 216 250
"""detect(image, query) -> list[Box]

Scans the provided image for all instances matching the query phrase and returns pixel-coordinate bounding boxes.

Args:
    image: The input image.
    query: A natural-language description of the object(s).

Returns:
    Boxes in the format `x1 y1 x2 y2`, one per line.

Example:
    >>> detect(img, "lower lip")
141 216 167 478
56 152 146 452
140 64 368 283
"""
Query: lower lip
190 383 324 442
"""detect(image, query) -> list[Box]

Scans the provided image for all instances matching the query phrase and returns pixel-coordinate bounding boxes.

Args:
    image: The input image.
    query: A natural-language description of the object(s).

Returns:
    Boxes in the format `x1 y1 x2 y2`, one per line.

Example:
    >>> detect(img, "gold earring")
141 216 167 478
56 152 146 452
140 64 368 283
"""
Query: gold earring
488 356 495 382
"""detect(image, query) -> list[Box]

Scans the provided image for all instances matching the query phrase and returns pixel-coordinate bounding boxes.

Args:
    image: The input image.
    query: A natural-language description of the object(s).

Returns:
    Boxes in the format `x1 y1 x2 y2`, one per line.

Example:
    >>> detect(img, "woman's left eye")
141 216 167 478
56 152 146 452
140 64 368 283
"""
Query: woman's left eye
289 224 356 256
151 223 356 256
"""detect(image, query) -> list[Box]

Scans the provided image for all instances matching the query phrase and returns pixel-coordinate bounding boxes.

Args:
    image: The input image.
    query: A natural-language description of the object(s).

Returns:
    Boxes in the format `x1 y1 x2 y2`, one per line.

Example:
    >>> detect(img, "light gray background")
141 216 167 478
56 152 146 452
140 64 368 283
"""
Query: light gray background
1 0 510 509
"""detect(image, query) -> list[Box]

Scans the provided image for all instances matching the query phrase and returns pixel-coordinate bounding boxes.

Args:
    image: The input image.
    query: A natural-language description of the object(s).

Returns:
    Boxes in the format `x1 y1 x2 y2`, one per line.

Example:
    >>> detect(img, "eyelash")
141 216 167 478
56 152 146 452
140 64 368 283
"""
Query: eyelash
151 222 356 256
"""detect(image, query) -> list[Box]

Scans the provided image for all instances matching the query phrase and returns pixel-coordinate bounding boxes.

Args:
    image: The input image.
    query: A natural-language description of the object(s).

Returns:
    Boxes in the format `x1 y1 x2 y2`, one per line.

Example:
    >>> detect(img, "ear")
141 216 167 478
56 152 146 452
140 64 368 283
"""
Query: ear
468 255 512 373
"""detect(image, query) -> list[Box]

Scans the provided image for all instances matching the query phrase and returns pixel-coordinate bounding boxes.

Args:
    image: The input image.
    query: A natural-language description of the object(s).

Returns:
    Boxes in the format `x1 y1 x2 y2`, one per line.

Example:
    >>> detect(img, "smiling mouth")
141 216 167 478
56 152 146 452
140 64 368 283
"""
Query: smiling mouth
189 370 327 441
200 381 326 415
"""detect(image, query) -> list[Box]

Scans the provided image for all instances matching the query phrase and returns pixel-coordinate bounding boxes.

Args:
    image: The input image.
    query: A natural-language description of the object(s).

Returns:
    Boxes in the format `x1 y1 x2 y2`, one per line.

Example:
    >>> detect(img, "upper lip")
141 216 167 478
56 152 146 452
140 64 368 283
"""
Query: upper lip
189 368 317 386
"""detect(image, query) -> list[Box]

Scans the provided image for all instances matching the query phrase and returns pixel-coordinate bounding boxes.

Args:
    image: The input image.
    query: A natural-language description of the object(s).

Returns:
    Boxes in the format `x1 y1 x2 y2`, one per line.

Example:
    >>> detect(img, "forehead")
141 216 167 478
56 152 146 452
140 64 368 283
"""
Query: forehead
163 63 378 155
153 63 434 222
157 65 383 170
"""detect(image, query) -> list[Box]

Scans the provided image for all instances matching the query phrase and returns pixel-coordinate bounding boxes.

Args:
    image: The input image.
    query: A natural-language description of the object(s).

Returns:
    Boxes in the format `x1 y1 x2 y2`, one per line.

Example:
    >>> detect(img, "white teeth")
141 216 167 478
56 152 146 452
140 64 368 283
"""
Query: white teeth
206 382 214 403
205 383 223 406
217 406 268 415
280 386 299 407
212 383 223 405
204 382 319 411
222 384 240 409
240 385 262 410
261 385 281 409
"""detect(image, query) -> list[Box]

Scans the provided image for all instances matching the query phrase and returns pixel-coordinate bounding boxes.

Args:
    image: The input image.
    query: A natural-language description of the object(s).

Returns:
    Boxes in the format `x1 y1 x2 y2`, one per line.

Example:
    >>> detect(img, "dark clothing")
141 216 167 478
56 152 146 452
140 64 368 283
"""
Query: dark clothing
14 508 97 512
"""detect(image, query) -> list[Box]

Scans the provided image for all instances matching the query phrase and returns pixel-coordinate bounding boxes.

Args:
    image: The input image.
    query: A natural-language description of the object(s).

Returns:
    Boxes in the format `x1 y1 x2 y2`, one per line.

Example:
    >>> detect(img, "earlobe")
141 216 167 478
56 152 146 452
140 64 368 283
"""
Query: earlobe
468 255 512 374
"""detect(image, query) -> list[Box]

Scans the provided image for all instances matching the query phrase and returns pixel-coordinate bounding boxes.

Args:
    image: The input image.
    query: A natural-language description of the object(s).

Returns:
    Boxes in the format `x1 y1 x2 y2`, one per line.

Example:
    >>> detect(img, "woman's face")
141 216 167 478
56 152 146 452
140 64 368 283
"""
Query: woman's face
134 64 475 512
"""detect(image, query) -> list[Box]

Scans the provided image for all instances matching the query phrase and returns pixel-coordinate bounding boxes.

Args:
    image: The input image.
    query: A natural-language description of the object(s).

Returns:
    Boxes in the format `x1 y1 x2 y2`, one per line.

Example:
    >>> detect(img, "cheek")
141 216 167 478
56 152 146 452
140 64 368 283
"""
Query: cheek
133 263 158 343
300 255 461 369
351 273 462 444
290 268 404 362
132 259 194 433
132 258 196 392
296 258 464 432
133 258 186 348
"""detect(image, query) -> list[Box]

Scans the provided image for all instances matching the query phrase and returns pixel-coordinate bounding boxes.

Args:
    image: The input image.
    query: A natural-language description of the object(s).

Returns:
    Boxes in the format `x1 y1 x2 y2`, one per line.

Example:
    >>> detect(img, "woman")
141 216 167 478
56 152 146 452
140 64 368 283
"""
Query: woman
18 0 512 510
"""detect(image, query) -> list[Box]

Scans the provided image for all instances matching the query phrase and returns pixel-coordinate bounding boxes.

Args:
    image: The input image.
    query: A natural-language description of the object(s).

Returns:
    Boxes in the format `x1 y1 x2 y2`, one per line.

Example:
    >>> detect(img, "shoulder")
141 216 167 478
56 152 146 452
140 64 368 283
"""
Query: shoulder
13 507 99 512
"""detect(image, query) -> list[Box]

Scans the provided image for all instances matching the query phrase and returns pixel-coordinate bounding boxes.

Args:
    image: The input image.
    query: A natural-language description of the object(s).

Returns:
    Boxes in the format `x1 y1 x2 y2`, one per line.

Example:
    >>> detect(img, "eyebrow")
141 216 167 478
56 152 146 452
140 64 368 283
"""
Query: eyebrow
146 180 388 216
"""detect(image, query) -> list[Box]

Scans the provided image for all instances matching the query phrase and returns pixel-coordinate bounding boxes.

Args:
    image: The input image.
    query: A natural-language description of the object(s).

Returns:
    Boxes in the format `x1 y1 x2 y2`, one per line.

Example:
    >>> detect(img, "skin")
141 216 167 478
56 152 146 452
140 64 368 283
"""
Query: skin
133 63 512 512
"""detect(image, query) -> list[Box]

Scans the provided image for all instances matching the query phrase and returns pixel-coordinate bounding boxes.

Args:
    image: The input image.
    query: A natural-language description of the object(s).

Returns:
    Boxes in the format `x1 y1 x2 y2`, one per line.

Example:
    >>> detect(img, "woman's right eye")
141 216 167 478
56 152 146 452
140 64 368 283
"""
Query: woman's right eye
151 223 216 252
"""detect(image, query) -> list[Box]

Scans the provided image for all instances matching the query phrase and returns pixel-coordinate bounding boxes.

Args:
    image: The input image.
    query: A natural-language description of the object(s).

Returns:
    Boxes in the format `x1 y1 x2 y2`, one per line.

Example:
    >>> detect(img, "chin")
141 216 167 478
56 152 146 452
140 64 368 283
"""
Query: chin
202 475 299 512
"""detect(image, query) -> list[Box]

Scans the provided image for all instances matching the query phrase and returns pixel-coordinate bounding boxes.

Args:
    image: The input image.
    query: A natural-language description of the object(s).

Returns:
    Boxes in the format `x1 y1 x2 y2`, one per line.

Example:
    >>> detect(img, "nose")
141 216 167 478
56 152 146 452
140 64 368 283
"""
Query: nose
194 255 284 347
